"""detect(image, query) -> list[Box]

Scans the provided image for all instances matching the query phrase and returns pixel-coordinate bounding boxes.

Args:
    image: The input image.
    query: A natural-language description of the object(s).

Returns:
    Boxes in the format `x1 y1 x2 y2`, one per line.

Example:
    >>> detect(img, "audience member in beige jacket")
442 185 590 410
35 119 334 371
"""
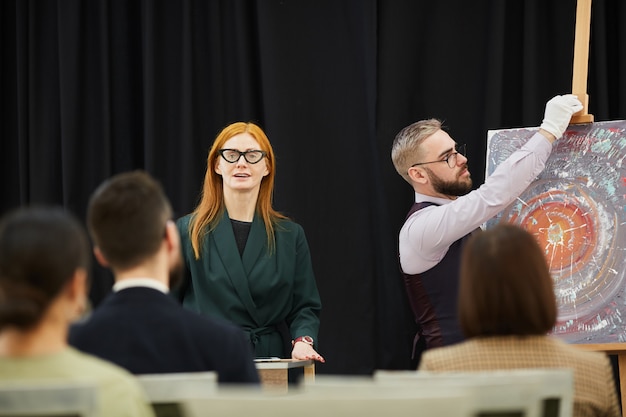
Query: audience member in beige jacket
419 224 620 417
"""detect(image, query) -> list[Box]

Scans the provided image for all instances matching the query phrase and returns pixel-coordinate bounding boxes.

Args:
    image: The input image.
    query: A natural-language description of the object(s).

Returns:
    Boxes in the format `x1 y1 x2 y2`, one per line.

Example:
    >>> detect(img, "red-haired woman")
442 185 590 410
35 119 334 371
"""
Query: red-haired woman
175 122 324 363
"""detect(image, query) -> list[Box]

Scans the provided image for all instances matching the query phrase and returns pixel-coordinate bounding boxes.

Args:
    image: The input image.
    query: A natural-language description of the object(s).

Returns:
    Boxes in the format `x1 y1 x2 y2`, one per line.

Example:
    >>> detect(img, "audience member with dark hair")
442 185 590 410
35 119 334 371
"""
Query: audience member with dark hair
419 224 620 417
0 207 154 417
69 171 260 384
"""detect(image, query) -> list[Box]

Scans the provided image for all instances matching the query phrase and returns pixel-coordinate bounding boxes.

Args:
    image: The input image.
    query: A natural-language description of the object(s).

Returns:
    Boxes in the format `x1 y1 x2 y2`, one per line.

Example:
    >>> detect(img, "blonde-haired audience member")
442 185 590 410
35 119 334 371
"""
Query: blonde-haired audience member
419 224 620 417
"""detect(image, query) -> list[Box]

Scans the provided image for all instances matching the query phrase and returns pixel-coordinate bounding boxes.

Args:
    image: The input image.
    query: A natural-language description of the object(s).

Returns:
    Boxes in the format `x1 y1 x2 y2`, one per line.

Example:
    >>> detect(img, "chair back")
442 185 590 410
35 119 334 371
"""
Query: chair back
373 368 575 417
136 371 218 417
0 380 97 417
298 374 537 417
181 388 475 417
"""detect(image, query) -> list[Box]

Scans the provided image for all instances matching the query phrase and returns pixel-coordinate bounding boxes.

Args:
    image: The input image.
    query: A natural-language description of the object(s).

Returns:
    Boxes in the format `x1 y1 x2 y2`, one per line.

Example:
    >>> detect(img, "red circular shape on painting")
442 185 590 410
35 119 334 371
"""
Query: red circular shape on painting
499 178 621 323
508 191 596 276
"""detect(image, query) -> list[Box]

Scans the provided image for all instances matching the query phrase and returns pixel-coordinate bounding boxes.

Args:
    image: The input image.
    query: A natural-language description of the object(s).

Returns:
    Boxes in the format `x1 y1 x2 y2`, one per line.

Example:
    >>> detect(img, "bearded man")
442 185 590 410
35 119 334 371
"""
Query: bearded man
391 95 582 357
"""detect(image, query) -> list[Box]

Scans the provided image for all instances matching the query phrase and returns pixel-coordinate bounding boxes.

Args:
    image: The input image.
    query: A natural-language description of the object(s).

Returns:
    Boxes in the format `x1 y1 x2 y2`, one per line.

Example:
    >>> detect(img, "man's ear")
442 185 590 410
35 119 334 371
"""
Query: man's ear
407 166 429 185
93 246 109 268
164 220 181 255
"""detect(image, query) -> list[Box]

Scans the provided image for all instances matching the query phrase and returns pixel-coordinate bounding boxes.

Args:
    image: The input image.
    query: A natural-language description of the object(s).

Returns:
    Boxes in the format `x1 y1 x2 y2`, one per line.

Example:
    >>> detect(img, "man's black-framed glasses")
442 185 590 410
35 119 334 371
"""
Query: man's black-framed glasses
218 149 267 164
410 143 466 169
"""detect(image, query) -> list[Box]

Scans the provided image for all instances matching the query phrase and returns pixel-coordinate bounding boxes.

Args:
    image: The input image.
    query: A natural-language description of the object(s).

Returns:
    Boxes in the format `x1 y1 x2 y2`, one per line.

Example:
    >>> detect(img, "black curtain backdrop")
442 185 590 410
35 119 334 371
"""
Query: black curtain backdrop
2 0 625 375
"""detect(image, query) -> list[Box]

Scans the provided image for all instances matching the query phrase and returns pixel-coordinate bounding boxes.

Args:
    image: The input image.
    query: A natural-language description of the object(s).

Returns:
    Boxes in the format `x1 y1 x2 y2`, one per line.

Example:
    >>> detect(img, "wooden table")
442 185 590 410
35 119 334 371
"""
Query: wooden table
575 343 626 417
255 359 315 393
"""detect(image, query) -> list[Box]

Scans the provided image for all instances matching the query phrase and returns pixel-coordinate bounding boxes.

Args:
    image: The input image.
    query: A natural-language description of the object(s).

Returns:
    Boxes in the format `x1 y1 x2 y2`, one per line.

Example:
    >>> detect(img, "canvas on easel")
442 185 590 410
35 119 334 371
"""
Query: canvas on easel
487 1 626 413
485 120 626 343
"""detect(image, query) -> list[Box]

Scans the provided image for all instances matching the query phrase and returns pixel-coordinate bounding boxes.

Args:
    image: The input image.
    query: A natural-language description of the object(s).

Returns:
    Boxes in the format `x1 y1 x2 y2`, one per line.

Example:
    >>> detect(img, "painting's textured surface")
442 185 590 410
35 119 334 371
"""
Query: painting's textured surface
486 121 626 343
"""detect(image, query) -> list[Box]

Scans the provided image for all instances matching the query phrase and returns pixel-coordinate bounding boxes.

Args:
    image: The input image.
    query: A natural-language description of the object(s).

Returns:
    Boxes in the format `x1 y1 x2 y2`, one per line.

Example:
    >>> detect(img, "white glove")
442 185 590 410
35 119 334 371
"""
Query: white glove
539 94 583 139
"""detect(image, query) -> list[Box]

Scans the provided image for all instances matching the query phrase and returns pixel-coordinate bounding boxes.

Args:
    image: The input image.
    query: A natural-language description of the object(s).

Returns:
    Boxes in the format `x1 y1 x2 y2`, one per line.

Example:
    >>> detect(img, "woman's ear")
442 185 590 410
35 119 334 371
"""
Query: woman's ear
66 268 89 320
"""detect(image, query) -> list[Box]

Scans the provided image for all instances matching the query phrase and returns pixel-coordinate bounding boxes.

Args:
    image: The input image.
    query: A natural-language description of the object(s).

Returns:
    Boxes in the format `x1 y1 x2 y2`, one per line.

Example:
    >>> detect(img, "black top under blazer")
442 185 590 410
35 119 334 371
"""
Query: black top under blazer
69 287 260 384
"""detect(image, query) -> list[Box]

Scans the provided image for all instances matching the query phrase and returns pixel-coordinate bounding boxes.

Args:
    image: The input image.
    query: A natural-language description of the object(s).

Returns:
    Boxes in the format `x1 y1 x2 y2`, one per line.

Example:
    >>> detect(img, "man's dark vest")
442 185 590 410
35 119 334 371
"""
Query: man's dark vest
401 201 474 354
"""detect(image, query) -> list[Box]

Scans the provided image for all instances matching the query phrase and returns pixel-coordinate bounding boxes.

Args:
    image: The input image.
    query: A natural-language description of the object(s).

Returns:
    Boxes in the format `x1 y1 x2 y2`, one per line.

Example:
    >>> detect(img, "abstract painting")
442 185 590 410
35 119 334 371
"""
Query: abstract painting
485 120 626 343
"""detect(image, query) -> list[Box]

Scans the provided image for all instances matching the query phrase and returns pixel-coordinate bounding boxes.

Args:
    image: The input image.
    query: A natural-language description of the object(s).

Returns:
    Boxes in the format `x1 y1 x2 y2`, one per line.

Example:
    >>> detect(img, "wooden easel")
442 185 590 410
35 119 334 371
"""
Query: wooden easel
575 344 626 417
570 0 594 124
569 4 626 416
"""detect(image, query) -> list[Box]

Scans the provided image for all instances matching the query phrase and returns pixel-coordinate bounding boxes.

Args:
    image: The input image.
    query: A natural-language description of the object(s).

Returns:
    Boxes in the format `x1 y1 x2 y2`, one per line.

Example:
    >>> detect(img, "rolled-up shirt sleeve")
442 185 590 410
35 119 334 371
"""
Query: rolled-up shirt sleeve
399 131 553 275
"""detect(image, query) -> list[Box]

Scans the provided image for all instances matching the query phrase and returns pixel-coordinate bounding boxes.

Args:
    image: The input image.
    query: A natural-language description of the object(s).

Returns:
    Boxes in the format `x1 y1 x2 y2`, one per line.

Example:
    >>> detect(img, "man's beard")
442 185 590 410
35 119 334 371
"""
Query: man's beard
168 254 184 291
425 166 473 197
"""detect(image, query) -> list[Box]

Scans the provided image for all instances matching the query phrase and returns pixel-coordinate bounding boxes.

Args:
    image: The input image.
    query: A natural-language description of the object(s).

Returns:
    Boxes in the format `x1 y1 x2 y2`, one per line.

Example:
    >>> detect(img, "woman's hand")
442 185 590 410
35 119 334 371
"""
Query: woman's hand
291 341 325 363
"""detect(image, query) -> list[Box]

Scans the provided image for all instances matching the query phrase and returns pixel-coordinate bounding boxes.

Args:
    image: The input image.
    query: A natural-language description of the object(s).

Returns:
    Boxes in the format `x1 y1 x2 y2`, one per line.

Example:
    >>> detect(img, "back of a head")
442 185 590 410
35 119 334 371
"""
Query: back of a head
0 207 90 331
87 170 172 270
459 224 557 338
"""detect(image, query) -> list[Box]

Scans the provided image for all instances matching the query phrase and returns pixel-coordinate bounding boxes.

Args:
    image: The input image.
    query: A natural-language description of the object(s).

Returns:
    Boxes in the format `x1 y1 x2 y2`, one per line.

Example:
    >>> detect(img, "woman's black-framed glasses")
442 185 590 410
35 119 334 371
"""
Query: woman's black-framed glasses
410 143 467 169
218 149 267 164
